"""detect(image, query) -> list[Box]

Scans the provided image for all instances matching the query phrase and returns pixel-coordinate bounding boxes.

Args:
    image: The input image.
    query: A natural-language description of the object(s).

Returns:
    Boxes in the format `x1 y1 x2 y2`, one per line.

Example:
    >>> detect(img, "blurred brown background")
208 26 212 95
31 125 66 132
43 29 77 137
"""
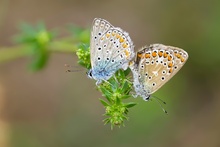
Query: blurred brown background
0 0 220 147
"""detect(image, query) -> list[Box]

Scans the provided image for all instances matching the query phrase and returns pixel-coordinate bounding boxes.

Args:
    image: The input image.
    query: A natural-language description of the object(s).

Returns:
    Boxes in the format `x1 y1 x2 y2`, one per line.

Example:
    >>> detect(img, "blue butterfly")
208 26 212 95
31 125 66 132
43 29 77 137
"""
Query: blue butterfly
88 18 135 84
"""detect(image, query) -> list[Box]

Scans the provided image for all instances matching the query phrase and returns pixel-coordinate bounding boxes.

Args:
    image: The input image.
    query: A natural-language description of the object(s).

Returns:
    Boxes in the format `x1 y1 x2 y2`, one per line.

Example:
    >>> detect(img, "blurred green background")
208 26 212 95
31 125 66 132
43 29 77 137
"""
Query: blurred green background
0 0 220 146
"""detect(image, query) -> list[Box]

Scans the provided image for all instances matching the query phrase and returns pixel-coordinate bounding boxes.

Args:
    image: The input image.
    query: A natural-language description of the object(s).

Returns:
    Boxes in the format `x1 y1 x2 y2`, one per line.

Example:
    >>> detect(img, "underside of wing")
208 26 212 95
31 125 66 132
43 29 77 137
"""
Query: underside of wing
136 44 188 94
90 18 135 80
90 18 113 68
100 27 134 72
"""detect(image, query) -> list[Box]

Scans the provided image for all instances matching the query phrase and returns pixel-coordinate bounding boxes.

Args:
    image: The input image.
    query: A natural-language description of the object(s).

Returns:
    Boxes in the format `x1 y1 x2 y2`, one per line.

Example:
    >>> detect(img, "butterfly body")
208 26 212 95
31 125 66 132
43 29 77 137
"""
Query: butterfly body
88 18 135 84
129 44 189 101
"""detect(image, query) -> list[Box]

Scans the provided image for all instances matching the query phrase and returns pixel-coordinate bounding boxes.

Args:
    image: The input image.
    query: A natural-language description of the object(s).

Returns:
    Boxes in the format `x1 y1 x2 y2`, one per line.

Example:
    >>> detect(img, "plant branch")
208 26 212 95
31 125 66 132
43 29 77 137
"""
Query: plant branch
0 39 77 64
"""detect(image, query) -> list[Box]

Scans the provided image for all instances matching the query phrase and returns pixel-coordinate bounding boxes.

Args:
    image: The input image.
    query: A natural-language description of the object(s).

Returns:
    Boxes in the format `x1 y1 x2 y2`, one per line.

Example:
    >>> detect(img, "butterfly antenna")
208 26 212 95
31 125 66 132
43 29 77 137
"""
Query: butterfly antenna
64 64 81 69
64 64 83 73
151 96 168 114
153 95 167 104
66 69 83 72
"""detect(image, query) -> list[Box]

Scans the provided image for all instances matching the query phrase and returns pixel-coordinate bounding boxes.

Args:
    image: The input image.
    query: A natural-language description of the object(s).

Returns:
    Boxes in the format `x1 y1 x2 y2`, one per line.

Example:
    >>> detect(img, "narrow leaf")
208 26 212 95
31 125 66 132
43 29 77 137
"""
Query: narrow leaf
99 86 112 102
99 99 110 107
124 102 137 108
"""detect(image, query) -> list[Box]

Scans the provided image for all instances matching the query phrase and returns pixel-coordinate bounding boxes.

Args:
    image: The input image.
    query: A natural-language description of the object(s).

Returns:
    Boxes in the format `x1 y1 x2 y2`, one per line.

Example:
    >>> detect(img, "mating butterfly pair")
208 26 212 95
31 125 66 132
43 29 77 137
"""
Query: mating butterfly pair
87 18 188 101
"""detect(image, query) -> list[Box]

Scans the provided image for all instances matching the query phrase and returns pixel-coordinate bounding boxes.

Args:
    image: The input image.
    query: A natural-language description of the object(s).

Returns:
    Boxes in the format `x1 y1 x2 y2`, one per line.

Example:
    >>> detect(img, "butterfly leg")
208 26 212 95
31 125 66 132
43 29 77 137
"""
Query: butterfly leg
131 93 138 98
96 80 102 85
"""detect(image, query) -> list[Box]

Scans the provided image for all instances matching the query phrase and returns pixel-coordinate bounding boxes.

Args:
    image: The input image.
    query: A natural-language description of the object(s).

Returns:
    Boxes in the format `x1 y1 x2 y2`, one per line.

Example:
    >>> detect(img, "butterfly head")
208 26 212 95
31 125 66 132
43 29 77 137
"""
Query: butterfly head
87 69 93 79
144 95 151 101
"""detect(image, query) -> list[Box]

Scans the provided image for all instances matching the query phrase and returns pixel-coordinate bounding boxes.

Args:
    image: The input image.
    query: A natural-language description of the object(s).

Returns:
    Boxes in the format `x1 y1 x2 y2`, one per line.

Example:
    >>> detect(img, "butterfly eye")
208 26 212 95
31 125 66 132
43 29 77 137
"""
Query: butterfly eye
87 70 93 79
144 96 150 101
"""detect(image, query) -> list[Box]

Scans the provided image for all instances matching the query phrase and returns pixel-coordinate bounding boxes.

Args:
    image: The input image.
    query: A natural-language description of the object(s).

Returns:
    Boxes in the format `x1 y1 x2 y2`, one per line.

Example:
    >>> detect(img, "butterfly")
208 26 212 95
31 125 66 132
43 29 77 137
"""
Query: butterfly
87 18 135 85
129 44 189 101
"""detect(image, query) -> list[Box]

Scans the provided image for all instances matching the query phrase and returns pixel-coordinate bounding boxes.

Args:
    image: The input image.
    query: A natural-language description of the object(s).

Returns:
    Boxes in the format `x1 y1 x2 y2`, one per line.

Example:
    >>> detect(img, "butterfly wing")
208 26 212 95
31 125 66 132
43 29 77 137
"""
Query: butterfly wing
102 27 134 72
90 18 113 69
133 44 188 96
90 18 134 82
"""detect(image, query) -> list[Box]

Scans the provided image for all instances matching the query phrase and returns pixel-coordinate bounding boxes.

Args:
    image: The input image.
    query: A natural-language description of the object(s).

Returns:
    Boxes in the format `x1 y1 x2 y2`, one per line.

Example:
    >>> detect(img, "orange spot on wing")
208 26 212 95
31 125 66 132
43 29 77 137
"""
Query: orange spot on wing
169 68 173 73
112 32 115 36
124 50 130 58
122 43 128 48
152 52 157 57
176 53 181 58
145 53 151 58
163 52 168 58
119 37 124 43
116 34 120 39
168 63 173 68
106 34 110 38
168 55 172 61
181 57 185 62
158 51 163 57
129 61 134 66
138 53 143 58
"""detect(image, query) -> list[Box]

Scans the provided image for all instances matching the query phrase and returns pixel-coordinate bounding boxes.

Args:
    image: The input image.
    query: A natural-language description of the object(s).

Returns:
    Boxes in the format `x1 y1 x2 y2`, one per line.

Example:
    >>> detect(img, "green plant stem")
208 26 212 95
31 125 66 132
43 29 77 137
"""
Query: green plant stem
0 46 31 63
49 40 78 53
0 40 77 64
